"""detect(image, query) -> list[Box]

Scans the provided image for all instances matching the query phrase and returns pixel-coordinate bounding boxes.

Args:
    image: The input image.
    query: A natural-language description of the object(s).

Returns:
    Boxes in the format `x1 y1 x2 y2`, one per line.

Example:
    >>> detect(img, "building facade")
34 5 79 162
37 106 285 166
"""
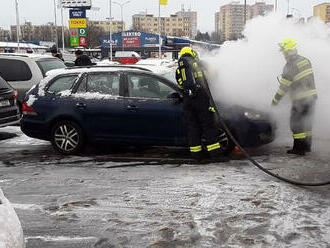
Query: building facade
0 28 10 41
87 20 125 33
175 7 198 38
132 12 192 38
10 22 63 43
215 1 273 42
313 3 330 23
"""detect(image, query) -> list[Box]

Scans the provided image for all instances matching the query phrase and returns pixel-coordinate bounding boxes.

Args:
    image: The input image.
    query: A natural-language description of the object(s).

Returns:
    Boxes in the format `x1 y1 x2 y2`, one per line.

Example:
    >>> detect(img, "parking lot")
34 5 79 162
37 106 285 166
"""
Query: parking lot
1 126 330 248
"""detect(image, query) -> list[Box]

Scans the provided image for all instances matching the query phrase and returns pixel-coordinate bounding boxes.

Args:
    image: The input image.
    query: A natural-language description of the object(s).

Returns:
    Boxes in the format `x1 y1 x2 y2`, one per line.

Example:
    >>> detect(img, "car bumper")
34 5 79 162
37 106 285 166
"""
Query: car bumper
0 106 20 128
20 118 50 141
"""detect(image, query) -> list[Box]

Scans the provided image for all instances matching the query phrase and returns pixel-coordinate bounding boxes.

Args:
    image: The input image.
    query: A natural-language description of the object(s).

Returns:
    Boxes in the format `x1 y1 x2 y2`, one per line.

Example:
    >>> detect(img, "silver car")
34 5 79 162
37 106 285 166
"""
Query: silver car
0 53 66 107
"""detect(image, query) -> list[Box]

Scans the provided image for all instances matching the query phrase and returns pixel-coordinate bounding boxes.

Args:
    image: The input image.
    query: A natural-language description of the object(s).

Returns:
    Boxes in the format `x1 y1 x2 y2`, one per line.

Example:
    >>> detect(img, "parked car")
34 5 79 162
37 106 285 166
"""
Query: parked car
114 51 141 64
0 188 25 248
20 66 275 155
0 75 20 128
136 58 176 68
0 53 66 109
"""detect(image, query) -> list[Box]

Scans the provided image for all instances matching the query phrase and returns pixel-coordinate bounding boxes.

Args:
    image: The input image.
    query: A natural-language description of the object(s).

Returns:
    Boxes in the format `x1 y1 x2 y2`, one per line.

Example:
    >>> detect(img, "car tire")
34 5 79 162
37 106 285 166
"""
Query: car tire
218 128 235 156
51 120 84 155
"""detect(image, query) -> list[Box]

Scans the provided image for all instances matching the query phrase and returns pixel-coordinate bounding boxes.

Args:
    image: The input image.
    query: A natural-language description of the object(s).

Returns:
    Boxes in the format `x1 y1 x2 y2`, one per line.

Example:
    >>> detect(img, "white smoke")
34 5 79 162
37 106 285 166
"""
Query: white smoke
204 13 330 146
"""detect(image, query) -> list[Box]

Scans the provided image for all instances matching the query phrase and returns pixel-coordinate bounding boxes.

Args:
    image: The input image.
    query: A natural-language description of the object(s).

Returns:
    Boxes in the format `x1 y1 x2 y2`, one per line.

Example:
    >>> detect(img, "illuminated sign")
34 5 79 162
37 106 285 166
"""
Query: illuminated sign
69 18 87 28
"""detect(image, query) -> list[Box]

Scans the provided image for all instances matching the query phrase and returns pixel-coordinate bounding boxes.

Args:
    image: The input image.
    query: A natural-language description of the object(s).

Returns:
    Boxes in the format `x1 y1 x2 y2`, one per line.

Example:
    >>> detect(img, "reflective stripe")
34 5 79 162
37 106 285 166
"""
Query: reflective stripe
276 88 285 96
293 68 313 82
292 89 317 101
178 84 183 89
176 69 180 74
297 59 309 69
193 62 198 67
272 98 279 104
179 61 184 66
181 69 187 81
178 78 182 83
190 145 202 152
207 142 221 152
197 71 203 78
293 132 308 139
208 106 216 113
280 77 292 87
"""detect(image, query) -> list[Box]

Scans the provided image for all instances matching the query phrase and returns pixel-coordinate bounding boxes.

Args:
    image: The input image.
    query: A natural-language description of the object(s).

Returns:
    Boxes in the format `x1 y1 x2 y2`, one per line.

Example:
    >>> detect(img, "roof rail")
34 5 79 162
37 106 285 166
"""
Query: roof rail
66 64 153 72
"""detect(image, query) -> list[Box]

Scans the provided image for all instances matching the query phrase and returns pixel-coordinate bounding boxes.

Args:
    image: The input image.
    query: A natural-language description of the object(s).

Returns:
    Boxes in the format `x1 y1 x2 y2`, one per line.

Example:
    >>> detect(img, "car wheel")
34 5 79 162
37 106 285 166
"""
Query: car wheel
218 128 235 155
51 120 84 155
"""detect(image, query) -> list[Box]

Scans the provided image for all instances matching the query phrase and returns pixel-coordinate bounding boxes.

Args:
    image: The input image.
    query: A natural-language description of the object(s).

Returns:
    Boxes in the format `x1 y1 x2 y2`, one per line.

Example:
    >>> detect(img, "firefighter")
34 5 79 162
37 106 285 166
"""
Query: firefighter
272 38 317 155
175 47 228 162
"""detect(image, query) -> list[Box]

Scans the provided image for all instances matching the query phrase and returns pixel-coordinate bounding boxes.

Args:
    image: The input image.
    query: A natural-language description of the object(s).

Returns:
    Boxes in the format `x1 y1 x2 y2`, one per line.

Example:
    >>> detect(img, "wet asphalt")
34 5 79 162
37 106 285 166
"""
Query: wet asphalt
1 127 330 248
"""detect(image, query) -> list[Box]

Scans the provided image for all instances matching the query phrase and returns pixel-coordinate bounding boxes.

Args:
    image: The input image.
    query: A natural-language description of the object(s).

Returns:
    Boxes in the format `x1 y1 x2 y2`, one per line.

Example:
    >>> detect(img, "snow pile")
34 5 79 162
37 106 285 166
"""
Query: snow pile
206 13 330 142
0 189 25 248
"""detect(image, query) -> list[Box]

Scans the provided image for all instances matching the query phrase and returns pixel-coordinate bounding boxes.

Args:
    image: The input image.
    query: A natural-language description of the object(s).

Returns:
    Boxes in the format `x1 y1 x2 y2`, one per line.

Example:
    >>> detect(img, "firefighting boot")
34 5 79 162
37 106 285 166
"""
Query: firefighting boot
208 149 230 163
305 137 312 152
287 139 305 156
190 151 204 161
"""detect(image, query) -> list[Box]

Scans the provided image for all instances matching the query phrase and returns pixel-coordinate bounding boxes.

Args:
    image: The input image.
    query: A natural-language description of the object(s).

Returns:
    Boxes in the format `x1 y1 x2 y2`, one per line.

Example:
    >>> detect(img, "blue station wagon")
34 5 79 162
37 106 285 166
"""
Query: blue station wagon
20 66 275 155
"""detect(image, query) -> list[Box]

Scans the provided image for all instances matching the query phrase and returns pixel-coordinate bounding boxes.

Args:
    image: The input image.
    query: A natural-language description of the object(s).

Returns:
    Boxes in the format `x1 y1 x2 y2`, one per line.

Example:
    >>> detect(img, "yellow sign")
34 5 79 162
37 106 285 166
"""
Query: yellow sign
69 18 87 28
159 0 167 5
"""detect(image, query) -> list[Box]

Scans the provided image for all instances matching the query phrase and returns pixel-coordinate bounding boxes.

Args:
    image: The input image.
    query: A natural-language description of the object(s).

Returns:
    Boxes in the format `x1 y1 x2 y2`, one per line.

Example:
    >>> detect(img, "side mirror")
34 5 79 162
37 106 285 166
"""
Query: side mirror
167 92 182 104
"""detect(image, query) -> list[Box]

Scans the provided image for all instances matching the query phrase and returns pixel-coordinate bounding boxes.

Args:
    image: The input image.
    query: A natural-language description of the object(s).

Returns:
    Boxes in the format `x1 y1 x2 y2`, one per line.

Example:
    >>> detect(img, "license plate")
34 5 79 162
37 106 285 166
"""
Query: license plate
0 100 10 107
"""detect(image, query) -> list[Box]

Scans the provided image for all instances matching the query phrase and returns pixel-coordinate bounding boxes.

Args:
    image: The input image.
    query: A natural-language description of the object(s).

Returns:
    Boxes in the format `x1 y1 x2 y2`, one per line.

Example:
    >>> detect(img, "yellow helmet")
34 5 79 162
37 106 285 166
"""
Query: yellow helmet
179 47 198 58
279 38 298 51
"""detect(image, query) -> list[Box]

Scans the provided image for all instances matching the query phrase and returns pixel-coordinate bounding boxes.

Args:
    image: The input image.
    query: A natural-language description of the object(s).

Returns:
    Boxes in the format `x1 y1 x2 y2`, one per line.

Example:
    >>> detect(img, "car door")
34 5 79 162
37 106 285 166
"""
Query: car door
123 72 184 145
72 71 127 142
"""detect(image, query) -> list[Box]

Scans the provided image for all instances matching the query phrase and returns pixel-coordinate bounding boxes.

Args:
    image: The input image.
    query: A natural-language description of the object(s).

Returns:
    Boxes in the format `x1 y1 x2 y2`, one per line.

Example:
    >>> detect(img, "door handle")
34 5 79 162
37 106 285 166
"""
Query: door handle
127 105 138 111
76 102 86 109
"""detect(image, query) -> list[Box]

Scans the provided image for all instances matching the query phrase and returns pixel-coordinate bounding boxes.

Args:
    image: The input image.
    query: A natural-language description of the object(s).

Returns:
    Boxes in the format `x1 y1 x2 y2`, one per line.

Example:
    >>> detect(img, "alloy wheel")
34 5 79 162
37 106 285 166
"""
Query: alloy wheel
54 123 80 153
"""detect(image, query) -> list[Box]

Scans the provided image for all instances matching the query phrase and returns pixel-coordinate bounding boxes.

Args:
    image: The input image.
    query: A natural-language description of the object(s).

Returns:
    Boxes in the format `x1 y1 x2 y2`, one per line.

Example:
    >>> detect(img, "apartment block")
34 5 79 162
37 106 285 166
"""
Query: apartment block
313 2 330 23
132 12 192 38
175 7 198 38
88 20 125 33
0 28 10 41
215 1 273 42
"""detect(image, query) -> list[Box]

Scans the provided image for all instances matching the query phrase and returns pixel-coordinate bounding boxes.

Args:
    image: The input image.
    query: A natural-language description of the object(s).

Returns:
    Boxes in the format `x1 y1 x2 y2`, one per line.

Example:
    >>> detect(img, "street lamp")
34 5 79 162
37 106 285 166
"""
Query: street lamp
113 1 130 32
14 0 20 52
109 0 113 60
113 0 130 51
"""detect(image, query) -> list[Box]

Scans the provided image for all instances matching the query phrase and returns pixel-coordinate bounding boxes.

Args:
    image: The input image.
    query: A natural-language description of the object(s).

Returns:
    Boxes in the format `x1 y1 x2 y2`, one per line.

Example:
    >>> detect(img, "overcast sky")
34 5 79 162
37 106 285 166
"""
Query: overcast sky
0 0 327 32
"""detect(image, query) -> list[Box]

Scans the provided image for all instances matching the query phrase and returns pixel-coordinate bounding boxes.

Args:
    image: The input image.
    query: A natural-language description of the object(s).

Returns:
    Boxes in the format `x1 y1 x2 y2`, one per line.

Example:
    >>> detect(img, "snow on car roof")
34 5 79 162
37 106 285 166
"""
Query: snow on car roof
0 53 54 59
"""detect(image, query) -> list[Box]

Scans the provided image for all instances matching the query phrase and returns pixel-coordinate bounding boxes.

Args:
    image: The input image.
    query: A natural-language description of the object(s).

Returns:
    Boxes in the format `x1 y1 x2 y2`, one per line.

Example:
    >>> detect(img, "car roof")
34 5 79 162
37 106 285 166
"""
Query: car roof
46 65 157 77
0 53 54 60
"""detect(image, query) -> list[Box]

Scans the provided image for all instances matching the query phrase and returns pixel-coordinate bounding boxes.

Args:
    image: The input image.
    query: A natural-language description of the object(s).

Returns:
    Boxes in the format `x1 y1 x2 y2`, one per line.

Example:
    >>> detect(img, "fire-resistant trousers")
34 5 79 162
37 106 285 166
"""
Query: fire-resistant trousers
182 89 220 155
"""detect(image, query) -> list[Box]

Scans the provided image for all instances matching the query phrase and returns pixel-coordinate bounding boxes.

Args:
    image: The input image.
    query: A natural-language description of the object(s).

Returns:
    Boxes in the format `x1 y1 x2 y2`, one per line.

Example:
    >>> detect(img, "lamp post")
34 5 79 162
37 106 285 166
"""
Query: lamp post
113 1 130 51
53 0 59 49
15 0 20 52
244 0 247 25
109 0 113 60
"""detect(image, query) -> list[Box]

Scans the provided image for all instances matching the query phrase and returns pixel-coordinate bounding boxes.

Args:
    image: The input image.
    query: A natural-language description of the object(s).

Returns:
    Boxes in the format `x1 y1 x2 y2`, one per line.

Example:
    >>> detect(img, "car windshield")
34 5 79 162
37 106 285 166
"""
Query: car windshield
36 59 66 77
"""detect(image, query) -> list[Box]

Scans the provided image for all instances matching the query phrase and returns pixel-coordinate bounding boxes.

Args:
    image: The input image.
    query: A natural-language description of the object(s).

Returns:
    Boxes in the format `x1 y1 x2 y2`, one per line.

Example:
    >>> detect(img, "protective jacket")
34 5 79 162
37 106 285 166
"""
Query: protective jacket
75 55 92 66
175 56 206 97
272 54 317 105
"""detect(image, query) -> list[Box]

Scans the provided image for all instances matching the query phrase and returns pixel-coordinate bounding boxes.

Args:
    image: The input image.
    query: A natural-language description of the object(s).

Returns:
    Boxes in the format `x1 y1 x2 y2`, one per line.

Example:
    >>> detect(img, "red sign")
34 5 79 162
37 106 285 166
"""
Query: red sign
79 36 88 47
70 29 78 36
123 37 140 47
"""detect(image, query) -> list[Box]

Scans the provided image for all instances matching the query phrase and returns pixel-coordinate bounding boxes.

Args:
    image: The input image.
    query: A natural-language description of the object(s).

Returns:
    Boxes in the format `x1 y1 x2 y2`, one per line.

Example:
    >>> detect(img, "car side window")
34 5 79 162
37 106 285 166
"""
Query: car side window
47 75 78 94
128 74 174 99
85 73 120 96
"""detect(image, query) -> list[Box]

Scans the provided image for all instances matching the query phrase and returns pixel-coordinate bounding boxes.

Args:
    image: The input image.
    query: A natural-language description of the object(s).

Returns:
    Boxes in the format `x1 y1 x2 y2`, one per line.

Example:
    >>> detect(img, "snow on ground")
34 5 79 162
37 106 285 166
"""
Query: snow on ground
1 127 330 247
0 189 25 248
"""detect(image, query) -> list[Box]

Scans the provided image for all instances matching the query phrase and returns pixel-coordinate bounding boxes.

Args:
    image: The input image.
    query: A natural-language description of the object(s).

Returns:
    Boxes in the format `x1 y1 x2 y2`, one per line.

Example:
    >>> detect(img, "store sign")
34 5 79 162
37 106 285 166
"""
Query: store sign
78 28 87 36
61 0 92 9
79 36 88 47
122 31 141 37
69 9 86 18
123 36 140 47
70 29 78 36
69 18 87 28
70 36 79 47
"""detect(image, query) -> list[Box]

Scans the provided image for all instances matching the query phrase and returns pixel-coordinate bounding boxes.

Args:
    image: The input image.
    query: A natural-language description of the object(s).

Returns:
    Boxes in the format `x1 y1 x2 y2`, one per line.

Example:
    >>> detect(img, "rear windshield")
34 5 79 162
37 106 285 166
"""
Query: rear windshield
0 59 32 81
36 59 66 77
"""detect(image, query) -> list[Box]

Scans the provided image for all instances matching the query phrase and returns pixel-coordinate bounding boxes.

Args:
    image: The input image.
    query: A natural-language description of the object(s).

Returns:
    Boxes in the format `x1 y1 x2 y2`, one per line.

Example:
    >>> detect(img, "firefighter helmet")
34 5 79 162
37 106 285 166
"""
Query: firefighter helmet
179 47 198 58
279 38 298 51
